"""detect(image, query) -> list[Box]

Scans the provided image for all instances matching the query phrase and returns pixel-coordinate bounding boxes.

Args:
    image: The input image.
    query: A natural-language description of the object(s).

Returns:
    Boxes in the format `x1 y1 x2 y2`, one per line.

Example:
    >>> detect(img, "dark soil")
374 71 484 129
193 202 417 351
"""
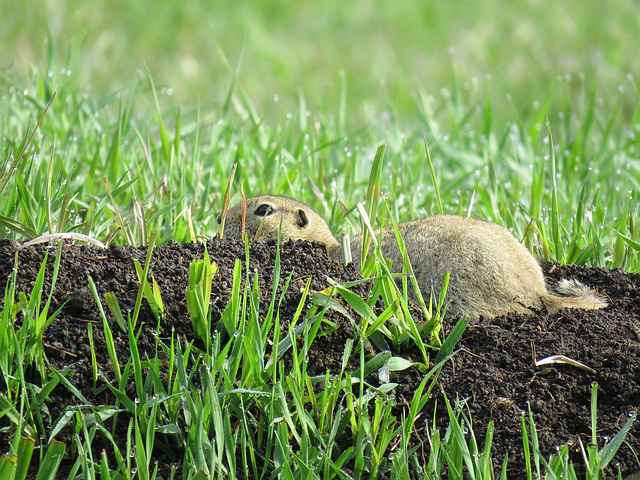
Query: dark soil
0 238 638 478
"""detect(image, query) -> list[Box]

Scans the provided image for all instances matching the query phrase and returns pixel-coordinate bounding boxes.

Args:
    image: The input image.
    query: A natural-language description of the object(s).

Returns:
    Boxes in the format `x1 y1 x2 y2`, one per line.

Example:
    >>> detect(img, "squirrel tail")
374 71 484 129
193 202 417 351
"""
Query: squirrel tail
542 278 608 312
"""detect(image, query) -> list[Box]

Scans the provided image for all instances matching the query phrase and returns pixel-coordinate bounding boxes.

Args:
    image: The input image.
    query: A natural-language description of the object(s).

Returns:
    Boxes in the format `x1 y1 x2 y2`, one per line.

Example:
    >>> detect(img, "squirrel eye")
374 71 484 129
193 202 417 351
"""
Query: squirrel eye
254 204 273 217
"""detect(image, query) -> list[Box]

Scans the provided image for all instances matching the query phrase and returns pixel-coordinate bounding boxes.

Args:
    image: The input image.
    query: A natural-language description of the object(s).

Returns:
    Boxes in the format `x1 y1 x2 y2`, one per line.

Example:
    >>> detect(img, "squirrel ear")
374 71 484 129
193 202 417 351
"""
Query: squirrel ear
296 209 309 228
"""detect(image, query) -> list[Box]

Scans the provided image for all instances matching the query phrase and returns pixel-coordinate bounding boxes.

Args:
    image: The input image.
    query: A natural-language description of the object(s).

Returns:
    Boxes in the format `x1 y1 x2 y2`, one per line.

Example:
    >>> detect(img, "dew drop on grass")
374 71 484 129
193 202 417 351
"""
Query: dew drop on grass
629 410 637 417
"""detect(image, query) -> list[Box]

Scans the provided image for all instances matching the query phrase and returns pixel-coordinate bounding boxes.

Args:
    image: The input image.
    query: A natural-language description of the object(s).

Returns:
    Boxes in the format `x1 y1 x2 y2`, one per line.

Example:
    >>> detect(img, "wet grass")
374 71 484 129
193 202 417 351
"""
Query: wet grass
1 1 639 477
1 62 639 271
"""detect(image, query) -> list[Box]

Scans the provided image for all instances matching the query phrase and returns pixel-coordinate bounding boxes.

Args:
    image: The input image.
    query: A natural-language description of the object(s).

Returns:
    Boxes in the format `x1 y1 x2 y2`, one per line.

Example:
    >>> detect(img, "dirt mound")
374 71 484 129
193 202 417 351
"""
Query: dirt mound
0 238 638 478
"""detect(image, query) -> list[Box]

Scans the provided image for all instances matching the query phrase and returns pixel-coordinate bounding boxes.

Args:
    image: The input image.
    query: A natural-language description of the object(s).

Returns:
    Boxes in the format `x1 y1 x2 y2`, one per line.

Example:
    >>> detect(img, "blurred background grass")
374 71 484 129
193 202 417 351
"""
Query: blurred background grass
2 0 639 125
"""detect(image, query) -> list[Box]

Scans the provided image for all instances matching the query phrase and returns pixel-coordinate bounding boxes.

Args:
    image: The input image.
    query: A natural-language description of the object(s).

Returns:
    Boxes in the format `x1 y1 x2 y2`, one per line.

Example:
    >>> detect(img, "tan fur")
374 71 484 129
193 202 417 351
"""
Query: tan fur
220 195 607 319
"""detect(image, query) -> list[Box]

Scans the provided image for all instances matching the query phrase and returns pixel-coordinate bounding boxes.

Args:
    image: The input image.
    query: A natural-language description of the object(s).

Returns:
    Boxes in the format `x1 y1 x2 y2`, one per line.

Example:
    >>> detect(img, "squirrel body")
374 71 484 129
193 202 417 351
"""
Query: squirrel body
220 195 607 318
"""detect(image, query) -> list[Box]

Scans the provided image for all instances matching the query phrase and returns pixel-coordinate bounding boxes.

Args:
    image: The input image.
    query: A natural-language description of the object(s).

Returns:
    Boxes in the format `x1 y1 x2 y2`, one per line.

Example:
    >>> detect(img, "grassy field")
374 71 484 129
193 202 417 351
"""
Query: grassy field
1 0 639 478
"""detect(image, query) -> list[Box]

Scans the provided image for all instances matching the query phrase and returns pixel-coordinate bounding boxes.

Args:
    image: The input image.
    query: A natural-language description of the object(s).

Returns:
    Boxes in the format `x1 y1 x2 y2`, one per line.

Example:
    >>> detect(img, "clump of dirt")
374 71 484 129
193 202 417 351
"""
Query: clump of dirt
0 238 638 478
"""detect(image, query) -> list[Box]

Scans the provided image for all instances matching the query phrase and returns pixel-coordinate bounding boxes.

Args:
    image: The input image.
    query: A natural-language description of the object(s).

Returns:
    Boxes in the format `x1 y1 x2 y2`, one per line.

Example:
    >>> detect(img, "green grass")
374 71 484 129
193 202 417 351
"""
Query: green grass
1 1 640 477
1 61 638 270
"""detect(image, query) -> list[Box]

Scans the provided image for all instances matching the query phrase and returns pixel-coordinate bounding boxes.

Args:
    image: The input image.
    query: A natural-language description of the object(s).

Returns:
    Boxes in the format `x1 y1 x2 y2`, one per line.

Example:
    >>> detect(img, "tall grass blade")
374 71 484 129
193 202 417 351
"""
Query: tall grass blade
599 411 636 469
360 142 386 272
424 136 444 215
88 276 122 383
217 163 238 238
34 440 66 480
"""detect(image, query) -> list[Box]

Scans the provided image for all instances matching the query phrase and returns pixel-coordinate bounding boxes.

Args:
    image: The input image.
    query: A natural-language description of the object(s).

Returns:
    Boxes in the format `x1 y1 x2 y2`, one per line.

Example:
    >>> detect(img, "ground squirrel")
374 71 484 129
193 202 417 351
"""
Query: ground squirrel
219 194 607 319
